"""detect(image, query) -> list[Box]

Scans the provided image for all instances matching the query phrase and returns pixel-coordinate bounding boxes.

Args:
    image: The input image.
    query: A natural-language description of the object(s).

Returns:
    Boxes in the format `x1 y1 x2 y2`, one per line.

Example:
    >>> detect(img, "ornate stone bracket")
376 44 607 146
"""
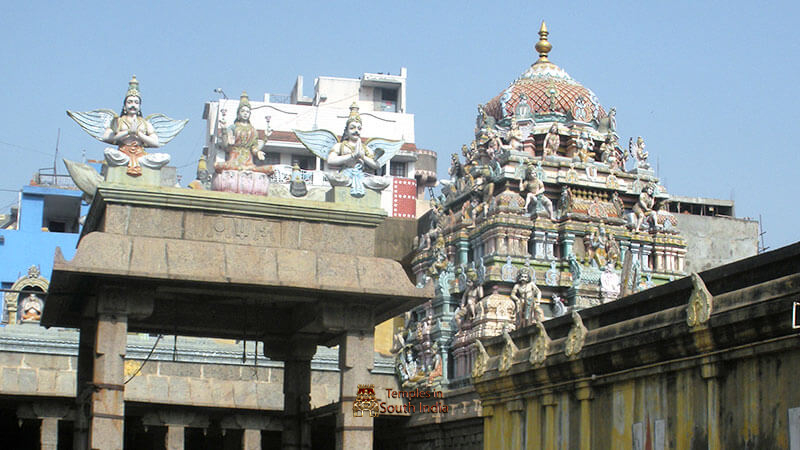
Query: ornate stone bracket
686 272 713 327
564 310 588 358
472 339 490 379
499 330 518 373
529 321 551 366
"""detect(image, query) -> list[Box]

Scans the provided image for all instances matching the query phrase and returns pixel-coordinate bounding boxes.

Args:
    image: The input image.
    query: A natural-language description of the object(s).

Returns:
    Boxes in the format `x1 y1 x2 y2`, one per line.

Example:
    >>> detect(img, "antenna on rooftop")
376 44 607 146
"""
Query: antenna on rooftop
758 214 768 254
53 129 60 182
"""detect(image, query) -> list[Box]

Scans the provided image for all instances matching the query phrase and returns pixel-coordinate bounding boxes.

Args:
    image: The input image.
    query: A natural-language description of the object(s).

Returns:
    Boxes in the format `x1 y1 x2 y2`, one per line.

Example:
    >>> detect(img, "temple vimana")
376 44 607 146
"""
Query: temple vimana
401 22 686 389
2 21 797 450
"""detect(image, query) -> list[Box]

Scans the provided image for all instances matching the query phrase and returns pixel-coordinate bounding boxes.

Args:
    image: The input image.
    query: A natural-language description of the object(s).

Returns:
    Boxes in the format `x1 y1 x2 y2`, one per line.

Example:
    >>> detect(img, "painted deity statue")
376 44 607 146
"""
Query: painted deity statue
500 119 523 153
599 134 622 170
461 268 483 321
574 131 595 163
522 163 554 219
543 123 560 158
212 92 274 195
215 92 272 173
630 136 651 170
632 182 657 231
295 103 403 197
67 76 187 177
20 294 43 322
510 268 543 326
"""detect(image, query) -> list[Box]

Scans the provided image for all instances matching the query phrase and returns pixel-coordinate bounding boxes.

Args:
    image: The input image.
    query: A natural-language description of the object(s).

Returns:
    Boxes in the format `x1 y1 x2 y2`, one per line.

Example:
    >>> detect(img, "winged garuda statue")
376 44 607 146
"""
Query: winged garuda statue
66 75 188 178
294 103 403 197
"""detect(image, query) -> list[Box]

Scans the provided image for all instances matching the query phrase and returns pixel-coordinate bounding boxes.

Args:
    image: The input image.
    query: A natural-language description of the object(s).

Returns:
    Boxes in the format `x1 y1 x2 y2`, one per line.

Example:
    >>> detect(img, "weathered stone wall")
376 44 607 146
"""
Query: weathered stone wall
0 326 397 411
676 214 758 272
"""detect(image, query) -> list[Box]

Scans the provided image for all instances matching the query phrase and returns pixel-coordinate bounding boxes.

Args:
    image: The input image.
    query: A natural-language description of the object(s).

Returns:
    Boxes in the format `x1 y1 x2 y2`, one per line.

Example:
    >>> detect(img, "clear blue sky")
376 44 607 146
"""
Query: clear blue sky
1 1 797 250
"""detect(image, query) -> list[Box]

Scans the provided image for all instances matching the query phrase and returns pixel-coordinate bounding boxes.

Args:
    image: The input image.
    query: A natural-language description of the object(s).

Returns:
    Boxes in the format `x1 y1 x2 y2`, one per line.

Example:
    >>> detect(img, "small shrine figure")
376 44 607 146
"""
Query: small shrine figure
629 136 651 170
289 164 308 197
599 134 622 170
632 182 657 231
484 133 501 161
574 131 595 163
20 294 43 322
573 96 590 122
295 103 403 197
473 169 495 219
584 227 608 268
606 234 621 267
521 163 554 219
557 185 572 218
428 342 443 383
475 104 497 140
500 119 524 153
510 268 543 326
461 268 483 321
543 123 560 158
426 237 448 279
611 191 624 217
188 156 212 190
67 76 187 177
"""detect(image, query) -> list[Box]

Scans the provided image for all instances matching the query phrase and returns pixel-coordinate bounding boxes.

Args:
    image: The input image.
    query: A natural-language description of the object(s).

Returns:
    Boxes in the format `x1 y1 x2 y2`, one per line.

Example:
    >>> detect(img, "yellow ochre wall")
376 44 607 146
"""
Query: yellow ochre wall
482 348 800 449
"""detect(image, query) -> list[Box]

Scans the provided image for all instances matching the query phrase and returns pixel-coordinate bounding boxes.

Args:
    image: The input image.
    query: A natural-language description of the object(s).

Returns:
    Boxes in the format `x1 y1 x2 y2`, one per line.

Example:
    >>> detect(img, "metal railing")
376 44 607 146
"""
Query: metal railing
33 169 77 189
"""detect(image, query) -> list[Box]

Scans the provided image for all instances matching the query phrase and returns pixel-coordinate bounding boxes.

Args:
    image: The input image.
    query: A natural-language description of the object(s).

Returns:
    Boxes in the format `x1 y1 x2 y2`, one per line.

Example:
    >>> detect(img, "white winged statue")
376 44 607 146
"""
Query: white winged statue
294 103 403 197
66 75 188 183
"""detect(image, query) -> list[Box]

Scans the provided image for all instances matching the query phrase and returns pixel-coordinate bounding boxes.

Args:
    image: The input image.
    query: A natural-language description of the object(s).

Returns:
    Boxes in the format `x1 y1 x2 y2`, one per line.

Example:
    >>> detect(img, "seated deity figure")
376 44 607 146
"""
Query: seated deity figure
67 75 188 178
510 268 543 326
215 92 272 173
212 92 274 195
522 163 554 219
101 77 171 176
20 294 43 322
542 123 560 158
599 134 622 170
632 182 657 231
295 103 403 197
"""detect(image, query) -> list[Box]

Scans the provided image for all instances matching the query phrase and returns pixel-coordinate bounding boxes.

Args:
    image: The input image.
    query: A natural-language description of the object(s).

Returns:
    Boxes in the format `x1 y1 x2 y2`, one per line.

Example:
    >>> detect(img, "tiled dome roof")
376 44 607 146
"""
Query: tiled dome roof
483 23 606 124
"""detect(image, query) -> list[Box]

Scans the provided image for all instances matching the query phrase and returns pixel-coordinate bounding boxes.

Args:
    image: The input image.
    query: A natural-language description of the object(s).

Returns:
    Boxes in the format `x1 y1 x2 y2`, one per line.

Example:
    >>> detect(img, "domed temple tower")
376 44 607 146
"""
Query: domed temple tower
398 23 687 387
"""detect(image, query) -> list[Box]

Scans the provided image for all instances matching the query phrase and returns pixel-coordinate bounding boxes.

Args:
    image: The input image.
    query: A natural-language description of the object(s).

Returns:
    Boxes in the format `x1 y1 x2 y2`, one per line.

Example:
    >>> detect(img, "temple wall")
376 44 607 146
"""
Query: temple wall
480 347 800 449
0 327 398 411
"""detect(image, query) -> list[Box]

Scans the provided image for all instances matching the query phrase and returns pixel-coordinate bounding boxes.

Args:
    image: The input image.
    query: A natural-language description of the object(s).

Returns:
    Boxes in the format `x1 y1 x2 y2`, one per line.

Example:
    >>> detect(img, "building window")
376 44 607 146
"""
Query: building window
376 88 398 112
390 162 407 177
292 155 316 170
263 152 281 165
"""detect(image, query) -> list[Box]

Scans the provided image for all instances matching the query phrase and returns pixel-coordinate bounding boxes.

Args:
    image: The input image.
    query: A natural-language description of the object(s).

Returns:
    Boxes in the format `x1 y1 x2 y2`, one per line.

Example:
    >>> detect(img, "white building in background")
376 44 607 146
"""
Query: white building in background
202 68 437 218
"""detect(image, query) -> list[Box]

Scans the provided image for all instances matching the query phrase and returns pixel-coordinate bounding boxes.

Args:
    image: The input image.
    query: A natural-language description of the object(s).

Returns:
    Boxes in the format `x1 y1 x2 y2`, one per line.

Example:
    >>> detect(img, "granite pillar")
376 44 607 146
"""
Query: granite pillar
336 331 375 450
73 320 95 450
89 297 128 450
165 425 184 450
242 429 261 450
40 417 59 450
264 336 315 450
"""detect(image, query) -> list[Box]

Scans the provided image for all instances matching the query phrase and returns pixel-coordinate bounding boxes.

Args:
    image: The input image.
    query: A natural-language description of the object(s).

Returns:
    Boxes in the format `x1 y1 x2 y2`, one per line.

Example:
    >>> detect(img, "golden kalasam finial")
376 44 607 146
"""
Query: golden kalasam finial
535 21 552 63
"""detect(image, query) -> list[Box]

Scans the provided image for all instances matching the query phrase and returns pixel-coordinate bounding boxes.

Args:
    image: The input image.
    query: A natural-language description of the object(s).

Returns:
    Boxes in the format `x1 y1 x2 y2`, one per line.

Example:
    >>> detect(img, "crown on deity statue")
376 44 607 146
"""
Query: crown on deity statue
239 91 251 109
347 102 362 124
126 75 141 99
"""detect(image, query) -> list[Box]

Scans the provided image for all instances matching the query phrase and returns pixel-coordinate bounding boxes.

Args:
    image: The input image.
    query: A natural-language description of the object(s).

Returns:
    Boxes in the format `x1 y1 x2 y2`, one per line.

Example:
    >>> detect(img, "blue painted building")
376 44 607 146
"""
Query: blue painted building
0 182 88 324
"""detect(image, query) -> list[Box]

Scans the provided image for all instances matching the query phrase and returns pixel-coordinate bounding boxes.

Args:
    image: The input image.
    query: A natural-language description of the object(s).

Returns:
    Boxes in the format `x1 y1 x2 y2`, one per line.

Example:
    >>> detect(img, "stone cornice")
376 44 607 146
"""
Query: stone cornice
83 183 387 240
